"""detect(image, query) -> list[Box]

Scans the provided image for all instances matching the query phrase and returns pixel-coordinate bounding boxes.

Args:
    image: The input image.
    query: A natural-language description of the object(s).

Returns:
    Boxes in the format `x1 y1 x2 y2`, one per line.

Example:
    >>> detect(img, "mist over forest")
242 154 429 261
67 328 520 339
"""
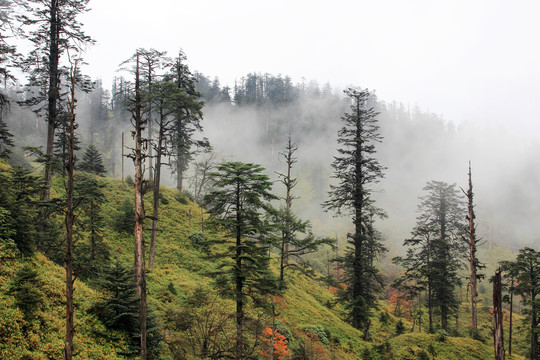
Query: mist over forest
5 69 540 253
3 0 540 357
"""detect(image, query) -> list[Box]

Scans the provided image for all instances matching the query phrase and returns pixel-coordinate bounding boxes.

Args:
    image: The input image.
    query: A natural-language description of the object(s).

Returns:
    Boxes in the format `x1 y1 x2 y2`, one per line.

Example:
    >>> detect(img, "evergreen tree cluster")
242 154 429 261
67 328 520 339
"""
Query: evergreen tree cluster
0 2 539 358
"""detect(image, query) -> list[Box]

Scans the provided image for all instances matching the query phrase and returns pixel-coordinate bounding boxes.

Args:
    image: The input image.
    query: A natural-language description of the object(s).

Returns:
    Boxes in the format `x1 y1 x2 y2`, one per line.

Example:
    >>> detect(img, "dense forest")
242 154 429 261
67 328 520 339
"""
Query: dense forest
0 1 539 360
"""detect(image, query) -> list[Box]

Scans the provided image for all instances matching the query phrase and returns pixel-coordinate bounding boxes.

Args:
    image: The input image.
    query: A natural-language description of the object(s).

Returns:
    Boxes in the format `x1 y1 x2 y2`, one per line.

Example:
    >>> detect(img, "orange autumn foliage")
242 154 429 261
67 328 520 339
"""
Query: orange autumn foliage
259 327 291 359
386 288 412 318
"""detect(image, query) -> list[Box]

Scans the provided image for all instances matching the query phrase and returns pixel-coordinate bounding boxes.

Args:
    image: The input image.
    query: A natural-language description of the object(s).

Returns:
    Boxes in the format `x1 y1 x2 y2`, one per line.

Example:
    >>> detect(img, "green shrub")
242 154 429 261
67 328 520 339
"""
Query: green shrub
125 175 134 187
188 231 210 252
418 349 430 360
8 263 43 323
302 324 329 345
379 310 390 324
395 319 405 336
113 198 134 233
159 192 169 205
469 328 486 343
174 192 189 204
435 329 447 342
372 341 395 360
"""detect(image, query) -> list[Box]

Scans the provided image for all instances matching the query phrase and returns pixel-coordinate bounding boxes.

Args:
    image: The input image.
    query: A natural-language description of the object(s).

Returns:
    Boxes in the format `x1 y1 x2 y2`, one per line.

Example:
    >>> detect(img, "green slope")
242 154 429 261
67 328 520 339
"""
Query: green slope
0 173 530 359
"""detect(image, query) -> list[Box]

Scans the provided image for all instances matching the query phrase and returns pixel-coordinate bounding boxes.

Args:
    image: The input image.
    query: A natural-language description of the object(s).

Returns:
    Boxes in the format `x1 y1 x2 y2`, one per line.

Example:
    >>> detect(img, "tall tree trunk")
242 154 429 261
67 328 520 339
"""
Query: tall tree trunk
509 277 513 356
44 0 60 201
493 270 505 360
90 199 95 260
147 68 153 182
235 182 243 360
132 54 147 360
532 291 538 360
463 162 479 332
278 136 297 289
283 138 293 267
64 63 77 360
428 281 433 333
352 104 365 330
176 145 184 191
279 227 286 290
439 211 449 331
148 110 165 268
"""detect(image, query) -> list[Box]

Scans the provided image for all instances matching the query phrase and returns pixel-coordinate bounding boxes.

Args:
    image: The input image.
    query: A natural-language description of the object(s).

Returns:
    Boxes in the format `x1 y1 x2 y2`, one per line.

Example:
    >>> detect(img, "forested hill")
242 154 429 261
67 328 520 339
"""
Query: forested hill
7 70 540 250
1 0 539 357
0 166 527 359
196 71 540 251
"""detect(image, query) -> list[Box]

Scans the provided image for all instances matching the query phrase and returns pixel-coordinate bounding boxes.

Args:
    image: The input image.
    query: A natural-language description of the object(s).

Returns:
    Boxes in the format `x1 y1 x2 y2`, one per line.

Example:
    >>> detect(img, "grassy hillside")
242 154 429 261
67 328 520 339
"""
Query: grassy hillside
0 173 530 359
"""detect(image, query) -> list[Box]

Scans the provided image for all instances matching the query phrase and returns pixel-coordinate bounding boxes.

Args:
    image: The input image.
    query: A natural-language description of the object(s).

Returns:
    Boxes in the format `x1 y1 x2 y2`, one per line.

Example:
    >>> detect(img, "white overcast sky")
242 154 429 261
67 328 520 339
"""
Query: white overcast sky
80 0 540 136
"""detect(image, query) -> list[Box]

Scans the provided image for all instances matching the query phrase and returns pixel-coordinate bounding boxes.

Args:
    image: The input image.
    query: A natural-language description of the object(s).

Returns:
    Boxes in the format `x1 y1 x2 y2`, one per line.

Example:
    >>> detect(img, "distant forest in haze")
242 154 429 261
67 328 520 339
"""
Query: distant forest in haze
5 69 539 250
2 2 540 358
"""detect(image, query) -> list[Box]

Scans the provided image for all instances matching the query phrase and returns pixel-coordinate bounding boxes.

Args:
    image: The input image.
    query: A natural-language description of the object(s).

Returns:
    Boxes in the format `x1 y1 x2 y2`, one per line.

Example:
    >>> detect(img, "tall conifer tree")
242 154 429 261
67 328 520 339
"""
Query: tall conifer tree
204 161 278 360
169 50 208 191
323 88 386 333
17 0 93 200
395 181 465 331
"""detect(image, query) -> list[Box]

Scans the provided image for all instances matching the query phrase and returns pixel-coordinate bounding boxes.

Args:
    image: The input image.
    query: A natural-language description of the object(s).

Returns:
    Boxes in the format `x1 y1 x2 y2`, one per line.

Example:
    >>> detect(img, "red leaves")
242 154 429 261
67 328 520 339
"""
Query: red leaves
259 327 291 360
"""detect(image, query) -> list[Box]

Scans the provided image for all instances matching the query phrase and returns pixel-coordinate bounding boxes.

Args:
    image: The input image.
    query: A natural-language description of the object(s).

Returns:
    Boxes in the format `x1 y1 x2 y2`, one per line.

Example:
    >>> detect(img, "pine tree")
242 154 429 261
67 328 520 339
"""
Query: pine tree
0 0 17 159
270 136 334 289
393 224 438 332
323 88 386 332
0 107 13 158
395 181 466 331
138 48 167 182
0 164 45 256
79 144 106 175
168 50 208 192
93 261 164 358
74 171 108 279
204 161 278 360
17 0 94 200
493 269 505 360
460 163 484 333
146 71 183 268
8 262 44 324
501 248 540 360
93 260 140 356
63 60 80 359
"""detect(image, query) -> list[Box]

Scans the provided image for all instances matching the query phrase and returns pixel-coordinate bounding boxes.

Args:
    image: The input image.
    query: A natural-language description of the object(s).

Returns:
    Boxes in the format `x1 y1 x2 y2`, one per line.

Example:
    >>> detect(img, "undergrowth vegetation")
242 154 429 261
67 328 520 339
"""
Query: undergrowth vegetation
0 172 531 359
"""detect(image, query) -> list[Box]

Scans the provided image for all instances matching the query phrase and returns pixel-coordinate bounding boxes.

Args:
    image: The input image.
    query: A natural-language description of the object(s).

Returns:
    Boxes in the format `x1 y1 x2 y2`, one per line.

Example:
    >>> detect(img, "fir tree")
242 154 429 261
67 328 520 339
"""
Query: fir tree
168 50 208 192
501 248 540 360
0 165 45 256
204 161 278 360
8 262 43 324
93 260 140 356
323 88 386 333
269 136 334 289
94 260 162 358
74 172 109 279
17 0 94 200
0 0 17 159
395 181 466 331
0 108 13 158
79 144 106 176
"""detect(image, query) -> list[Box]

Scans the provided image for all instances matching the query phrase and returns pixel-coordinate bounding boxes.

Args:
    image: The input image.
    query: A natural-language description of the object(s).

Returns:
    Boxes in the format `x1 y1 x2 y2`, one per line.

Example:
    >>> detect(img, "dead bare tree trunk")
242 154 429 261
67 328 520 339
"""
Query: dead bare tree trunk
462 162 482 333
276 136 298 289
493 270 505 360
64 62 77 360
